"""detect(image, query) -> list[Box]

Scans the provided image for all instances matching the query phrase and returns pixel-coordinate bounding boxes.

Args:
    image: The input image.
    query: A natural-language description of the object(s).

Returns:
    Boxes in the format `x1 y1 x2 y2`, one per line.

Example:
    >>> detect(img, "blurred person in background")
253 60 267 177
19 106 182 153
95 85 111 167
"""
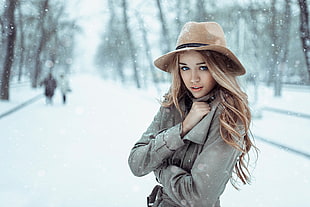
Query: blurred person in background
58 74 71 104
40 72 57 105
128 22 257 207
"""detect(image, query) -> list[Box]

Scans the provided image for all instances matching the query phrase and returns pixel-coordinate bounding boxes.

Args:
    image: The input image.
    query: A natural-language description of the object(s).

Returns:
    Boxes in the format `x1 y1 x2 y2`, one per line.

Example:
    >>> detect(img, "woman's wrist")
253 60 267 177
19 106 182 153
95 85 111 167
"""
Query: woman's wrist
181 121 190 137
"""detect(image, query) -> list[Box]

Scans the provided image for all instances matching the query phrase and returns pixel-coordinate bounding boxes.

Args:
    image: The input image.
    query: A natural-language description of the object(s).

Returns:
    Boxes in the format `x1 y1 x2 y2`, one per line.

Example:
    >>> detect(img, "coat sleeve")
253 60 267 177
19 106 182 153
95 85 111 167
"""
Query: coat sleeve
154 112 242 207
128 106 185 177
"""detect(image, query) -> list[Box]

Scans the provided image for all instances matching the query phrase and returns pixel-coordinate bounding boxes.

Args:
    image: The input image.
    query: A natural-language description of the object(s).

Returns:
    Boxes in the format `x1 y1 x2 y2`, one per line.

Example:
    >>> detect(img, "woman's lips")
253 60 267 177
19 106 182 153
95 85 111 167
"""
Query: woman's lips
191 86 203 92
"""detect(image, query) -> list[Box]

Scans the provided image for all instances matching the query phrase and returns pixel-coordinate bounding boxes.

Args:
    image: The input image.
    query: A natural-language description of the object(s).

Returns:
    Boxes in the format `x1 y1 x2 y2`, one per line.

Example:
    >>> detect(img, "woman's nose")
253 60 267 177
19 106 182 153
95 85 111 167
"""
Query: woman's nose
190 70 200 83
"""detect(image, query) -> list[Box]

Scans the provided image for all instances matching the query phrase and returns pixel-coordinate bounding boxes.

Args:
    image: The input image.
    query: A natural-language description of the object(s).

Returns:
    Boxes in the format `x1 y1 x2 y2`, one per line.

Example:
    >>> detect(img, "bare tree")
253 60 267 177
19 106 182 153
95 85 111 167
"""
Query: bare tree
121 0 140 88
156 0 171 53
0 0 17 100
267 0 279 86
174 0 183 32
135 11 160 90
274 0 291 96
297 0 310 82
267 0 293 95
29 0 74 87
16 2 25 82
96 0 131 82
0 0 77 96
107 0 125 82
32 0 49 88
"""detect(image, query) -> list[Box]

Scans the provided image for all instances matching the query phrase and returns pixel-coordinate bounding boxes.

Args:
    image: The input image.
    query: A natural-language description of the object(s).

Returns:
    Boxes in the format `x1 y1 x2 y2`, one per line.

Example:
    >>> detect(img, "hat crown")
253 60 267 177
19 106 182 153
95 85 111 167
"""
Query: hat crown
176 22 226 48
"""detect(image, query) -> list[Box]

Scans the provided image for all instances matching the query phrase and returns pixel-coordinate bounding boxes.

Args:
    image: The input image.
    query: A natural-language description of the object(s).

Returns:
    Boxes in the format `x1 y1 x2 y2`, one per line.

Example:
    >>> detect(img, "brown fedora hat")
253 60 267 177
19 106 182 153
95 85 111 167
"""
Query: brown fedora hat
154 22 246 75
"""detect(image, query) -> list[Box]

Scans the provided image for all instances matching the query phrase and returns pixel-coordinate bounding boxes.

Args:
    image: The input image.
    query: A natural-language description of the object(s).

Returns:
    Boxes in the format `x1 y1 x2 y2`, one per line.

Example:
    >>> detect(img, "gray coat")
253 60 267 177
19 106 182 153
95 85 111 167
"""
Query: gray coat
128 92 241 207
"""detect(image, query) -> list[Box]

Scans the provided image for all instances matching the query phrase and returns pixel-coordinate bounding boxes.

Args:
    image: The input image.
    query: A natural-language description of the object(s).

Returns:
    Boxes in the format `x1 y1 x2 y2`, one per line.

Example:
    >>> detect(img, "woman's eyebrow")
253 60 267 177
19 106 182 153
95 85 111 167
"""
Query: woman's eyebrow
196 62 206 65
178 62 187 65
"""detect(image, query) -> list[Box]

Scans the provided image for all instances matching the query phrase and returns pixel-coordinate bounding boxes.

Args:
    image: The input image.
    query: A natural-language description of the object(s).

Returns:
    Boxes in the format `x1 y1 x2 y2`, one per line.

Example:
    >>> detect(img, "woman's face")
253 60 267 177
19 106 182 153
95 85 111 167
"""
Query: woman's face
179 50 217 98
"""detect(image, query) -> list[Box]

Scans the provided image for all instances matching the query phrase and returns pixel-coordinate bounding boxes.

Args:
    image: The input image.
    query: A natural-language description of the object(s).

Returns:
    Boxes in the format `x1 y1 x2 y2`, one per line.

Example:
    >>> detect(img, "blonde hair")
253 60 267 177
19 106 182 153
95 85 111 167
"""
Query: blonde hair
162 50 257 186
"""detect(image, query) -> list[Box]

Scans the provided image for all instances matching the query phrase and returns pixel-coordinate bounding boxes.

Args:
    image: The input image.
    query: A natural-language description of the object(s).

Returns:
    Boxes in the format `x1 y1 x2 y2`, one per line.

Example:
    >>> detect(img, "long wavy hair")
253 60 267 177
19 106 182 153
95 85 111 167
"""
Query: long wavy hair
162 50 257 187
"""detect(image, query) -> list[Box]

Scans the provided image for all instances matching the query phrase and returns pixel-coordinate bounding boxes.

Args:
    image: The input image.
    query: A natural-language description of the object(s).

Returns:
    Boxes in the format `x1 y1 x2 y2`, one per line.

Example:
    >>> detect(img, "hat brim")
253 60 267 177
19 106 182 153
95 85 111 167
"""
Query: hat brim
154 45 246 76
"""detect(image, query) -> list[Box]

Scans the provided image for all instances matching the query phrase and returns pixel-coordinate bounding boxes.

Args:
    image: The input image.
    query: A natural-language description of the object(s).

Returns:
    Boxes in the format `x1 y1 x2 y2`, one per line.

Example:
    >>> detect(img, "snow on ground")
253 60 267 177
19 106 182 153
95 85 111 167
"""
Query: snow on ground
0 73 309 207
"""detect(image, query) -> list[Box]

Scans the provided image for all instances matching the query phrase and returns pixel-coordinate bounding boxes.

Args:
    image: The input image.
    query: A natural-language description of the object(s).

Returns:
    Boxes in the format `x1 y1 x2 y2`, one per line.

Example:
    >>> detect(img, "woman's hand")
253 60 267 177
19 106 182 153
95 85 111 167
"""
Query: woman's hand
181 102 211 136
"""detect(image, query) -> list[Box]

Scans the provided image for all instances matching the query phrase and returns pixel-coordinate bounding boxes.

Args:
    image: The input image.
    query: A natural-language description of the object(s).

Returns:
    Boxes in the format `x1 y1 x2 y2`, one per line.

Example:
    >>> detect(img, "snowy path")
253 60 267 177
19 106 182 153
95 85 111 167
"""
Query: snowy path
0 74 309 207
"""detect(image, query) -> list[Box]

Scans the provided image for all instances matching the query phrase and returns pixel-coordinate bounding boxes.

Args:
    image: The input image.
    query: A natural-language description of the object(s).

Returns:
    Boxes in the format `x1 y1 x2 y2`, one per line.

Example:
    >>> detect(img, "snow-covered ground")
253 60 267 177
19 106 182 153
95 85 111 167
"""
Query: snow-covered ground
0 73 309 207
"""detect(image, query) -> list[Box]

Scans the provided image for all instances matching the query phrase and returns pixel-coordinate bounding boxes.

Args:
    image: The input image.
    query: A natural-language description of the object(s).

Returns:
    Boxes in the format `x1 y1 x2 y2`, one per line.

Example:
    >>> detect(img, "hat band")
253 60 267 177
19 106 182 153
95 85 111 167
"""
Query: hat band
176 43 209 50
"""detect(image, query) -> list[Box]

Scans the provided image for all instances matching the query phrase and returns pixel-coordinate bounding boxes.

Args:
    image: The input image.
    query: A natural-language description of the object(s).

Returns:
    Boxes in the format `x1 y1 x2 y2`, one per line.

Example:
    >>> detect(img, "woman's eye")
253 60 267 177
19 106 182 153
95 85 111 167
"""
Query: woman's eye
180 66 190 71
200 66 208 71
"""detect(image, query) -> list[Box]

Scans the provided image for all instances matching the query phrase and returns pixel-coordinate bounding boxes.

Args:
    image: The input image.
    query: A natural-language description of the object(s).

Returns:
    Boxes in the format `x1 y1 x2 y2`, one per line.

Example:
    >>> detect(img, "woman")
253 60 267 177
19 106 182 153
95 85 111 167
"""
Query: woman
128 22 257 207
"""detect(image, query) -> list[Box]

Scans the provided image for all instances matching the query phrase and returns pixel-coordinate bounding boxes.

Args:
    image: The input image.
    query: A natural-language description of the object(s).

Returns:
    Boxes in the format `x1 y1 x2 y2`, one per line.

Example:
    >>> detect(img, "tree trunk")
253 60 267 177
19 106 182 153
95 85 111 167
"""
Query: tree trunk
121 0 141 88
297 0 310 82
275 0 291 96
0 0 17 100
17 2 25 82
268 0 278 86
32 0 49 88
136 11 160 90
107 0 125 82
156 0 171 53
175 0 183 32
